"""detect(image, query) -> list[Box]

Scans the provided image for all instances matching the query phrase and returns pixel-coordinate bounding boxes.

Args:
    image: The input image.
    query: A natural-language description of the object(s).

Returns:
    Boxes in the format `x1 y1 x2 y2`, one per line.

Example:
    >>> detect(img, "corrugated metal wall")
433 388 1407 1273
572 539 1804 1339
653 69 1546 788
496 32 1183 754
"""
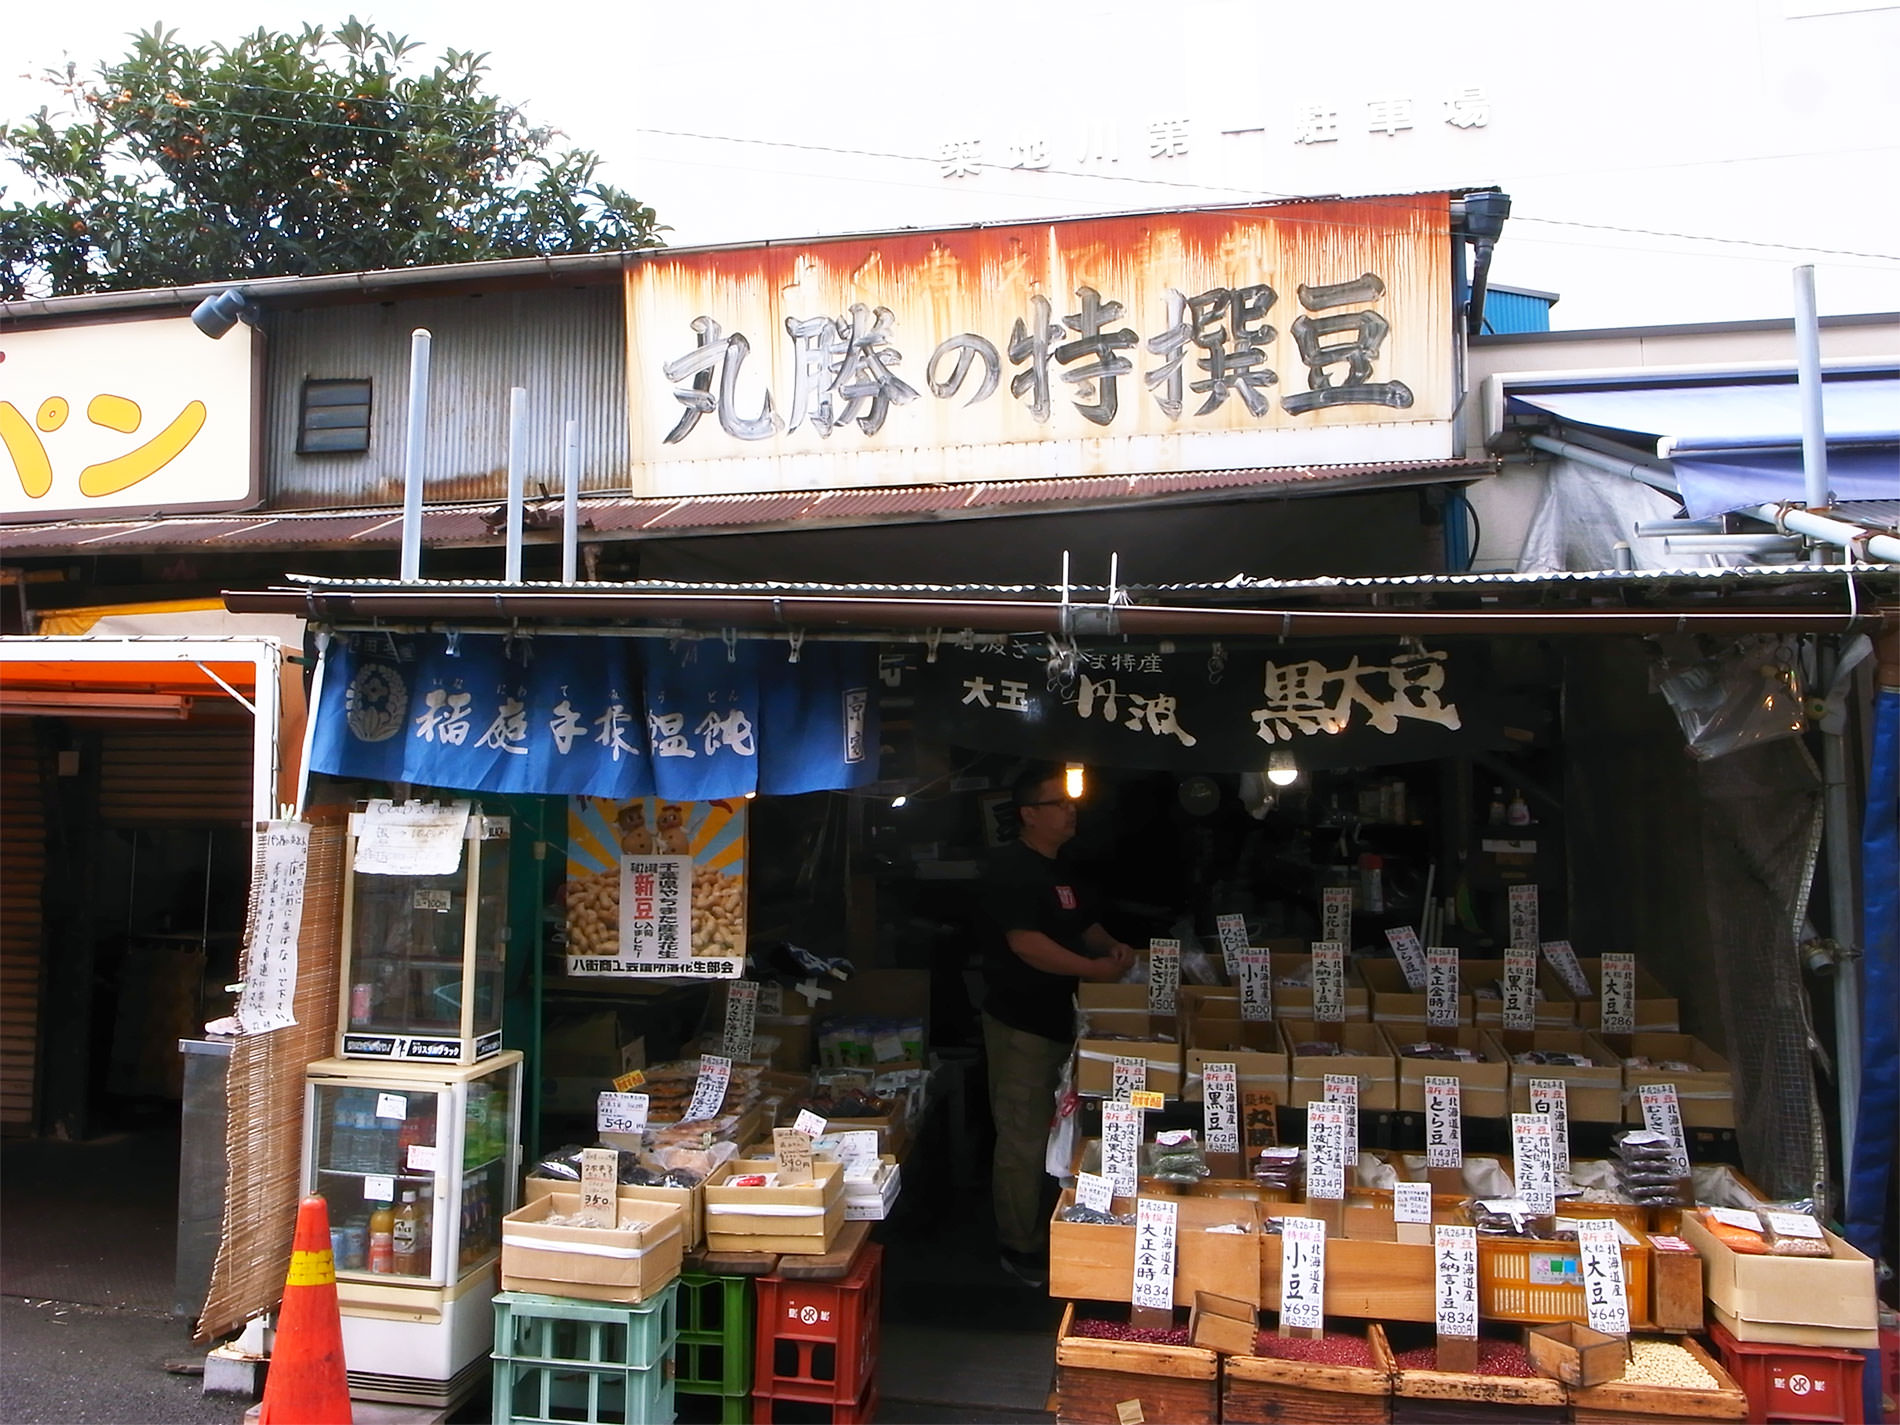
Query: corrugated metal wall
1 720 46 1132
262 287 629 509
99 725 254 825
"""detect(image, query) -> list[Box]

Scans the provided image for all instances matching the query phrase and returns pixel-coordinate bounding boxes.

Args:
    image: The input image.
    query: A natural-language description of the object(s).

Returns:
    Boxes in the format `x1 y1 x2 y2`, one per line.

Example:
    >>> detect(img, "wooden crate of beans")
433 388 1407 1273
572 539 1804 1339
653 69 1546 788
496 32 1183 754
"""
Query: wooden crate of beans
1568 1336 1747 1425
1223 1321 1395 1425
1054 1301 1219 1425
1389 1331 1567 1424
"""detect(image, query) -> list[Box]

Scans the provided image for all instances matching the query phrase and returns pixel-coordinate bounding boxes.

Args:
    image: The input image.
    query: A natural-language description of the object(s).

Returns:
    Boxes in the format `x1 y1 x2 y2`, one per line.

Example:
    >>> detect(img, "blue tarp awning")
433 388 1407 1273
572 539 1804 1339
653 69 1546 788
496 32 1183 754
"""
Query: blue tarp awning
1511 375 1900 519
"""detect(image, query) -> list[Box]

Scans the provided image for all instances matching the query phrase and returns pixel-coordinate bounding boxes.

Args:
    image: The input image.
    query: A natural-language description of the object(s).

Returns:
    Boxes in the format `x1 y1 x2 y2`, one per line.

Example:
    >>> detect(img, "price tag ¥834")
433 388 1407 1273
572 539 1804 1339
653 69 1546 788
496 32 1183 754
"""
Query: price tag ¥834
1236 950 1273 1022
1322 887 1354 948
722 980 758 1060
1386 926 1429 990
1527 1078 1571 1183
686 1054 733 1122
1311 940 1347 1024
1322 1072 1359 1165
1147 940 1181 1018
1215 913 1250 977
597 1091 649 1136
1424 1075 1463 1169
1426 948 1460 1029
1102 1104 1141 1199
1434 1224 1480 1337
1279 1216 1328 1331
1576 1219 1631 1336
1503 950 1538 1031
1202 1062 1240 1155
1600 953 1637 1035
1132 1198 1179 1312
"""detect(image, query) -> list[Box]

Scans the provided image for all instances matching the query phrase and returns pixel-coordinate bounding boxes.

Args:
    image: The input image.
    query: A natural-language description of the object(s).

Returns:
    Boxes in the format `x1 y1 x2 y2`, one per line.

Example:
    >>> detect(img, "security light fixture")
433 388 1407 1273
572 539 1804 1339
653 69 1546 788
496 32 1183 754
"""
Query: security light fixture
190 287 255 339
1266 746 1300 787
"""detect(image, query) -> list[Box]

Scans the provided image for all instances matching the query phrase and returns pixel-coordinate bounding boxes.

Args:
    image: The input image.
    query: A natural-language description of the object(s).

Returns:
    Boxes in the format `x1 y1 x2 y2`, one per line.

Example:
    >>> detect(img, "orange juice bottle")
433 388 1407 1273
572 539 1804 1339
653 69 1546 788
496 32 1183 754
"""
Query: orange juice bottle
368 1203 396 1273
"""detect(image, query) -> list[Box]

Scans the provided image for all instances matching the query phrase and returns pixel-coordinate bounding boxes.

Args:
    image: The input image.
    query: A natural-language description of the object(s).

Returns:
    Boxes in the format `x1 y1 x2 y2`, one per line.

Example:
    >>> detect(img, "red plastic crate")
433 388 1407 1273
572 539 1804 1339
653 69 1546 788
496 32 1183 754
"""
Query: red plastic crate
752 1242 882 1404
1710 1318 1868 1424
750 1374 877 1424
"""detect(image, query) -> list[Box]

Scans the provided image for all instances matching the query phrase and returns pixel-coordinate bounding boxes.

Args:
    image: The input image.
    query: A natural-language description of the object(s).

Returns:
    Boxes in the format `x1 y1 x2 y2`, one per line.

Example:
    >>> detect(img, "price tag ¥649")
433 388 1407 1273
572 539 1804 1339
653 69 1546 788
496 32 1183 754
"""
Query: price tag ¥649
1386 926 1429 990
1279 1216 1327 1330
1311 941 1347 1024
1148 940 1181 1018
1577 1219 1631 1336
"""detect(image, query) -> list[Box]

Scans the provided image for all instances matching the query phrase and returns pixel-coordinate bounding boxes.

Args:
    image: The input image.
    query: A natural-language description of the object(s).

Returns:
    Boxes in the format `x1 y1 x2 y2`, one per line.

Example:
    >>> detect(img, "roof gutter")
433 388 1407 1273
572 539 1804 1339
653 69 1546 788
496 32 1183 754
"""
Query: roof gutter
222 587 1888 637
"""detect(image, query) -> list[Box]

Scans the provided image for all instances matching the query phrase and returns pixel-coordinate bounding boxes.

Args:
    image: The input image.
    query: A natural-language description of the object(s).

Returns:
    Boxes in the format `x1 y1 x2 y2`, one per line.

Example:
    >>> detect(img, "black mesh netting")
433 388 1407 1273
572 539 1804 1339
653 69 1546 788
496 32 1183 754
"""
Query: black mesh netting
1696 737 1828 1203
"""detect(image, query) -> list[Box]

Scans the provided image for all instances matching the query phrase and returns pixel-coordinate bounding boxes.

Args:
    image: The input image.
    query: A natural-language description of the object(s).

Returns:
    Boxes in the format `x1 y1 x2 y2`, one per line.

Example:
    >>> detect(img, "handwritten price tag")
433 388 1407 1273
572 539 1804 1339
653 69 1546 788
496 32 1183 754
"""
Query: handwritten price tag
1640 1085 1690 1176
1511 1113 1556 1215
1503 950 1538 1030
1394 1181 1434 1224
1111 1056 1147 1102
578 1147 618 1227
1322 887 1354 948
1527 1078 1571 1183
405 1143 437 1173
1435 1225 1479 1337
597 1091 649 1136
1427 948 1460 1028
1387 926 1428 990
1236 949 1272 1021
1424 1075 1463 1169
1147 940 1181 1017
1541 940 1592 1000
1216 914 1249 978
1600 954 1636 1035
773 1127 814 1184
1202 1062 1240 1154
364 1174 395 1204
1305 1101 1350 1200
1279 1216 1327 1329
1102 1104 1140 1198
375 1092 406 1121
1132 1198 1179 1311
793 1109 827 1138
1076 1171 1114 1214
1322 1072 1359 1166
722 981 759 1060
1508 885 1539 949
686 1055 732 1122
1311 940 1346 1024
1577 1219 1630 1335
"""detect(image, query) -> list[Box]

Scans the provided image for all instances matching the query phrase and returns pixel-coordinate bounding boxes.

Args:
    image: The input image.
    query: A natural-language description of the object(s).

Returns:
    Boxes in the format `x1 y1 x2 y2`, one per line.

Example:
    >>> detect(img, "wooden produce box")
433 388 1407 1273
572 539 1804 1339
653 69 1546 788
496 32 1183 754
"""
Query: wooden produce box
1603 1033 1734 1128
1391 1335 1568 1422
1567 1335 1748 1424
1645 1231 1705 1332
1261 1218 1436 1321
1677 1211 1879 1348
1185 950 1372 1020
1076 983 1183 1098
1526 1321 1626 1388
701 1158 845 1255
1048 1189 1261 1308
1489 1028 1625 1122
1222 1321 1396 1425
524 1173 705 1250
1362 957 1473 1028
499 1193 686 1304
1282 1020 1399 1111
1572 957 1681 1034
1393 1029 1510 1119
1054 1300 1219 1425
1471 961 1579 1029
1182 1014 1288 1104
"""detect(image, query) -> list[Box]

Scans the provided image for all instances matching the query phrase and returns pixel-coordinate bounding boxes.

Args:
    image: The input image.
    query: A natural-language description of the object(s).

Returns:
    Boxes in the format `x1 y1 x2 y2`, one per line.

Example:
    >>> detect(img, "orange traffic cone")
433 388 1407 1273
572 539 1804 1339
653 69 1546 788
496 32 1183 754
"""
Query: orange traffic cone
257 1195 353 1424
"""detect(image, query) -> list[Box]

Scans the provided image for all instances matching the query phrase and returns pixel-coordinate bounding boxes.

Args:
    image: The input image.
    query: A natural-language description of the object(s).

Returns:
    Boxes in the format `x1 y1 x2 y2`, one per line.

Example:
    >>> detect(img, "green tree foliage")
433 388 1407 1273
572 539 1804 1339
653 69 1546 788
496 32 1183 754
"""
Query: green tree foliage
0 18 664 300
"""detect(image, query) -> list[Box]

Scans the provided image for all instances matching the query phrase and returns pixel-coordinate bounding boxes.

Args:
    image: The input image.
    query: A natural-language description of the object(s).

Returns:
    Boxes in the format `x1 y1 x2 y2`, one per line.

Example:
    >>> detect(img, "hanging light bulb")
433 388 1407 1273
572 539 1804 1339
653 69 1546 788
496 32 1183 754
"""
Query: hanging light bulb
890 794 908 809
1064 763 1086 799
1266 745 1299 787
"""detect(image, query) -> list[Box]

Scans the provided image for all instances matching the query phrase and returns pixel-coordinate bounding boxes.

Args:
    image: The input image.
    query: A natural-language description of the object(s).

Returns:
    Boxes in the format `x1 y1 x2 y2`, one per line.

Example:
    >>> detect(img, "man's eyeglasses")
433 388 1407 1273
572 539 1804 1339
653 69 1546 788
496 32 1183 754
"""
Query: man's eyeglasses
1020 798 1074 808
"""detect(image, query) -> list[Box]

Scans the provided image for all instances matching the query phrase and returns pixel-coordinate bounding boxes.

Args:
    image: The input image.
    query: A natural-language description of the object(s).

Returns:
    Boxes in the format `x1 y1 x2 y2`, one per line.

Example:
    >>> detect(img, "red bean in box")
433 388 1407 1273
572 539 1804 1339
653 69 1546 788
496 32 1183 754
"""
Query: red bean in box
1394 1339 1537 1377
1071 1318 1191 1347
1249 1331 1374 1365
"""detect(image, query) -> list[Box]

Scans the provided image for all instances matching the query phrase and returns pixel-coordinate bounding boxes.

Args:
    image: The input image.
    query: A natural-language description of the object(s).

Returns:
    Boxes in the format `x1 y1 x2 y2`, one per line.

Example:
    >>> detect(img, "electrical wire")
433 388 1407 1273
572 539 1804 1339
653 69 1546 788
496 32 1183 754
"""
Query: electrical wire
1461 491 1483 573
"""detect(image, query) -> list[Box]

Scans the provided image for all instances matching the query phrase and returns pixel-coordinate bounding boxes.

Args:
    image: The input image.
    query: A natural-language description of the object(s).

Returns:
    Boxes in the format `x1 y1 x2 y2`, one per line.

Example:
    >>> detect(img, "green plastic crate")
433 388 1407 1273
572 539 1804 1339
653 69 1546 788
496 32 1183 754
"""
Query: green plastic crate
494 1283 679 1371
673 1271 752 1398
492 1354 676 1425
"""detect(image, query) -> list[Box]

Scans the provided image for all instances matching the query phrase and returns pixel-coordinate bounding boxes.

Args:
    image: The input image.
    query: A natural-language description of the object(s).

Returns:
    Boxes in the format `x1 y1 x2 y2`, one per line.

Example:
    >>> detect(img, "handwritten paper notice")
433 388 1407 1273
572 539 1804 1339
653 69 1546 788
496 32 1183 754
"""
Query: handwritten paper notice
1387 926 1428 990
1395 1181 1433 1224
773 1128 814 1184
1541 940 1592 1000
597 1092 649 1136
1132 1198 1179 1311
238 821 310 1033
1216 914 1249 978
1434 1225 1479 1336
723 981 759 1060
1322 1073 1359 1166
1322 887 1353 948
1076 1171 1114 1214
1112 1056 1147 1103
353 799 470 877
578 1147 619 1227
1305 1102 1349 1200
686 1055 732 1121
1148 940 1181 1017
1279 1216 1327 1329
1577 1219 1631 1335
1236 950 1272 1021
1601 954 1637 1035
1640 1085 1690 1176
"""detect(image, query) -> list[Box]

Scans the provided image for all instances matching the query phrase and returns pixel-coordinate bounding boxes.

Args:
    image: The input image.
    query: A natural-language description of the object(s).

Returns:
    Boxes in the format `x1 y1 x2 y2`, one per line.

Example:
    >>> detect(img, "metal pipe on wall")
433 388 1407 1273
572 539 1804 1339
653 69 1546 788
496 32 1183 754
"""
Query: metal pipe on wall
505 387 527 583
562 420 581 585
1819 640 1866 1190
399 329 432 582
1793 266 1831 520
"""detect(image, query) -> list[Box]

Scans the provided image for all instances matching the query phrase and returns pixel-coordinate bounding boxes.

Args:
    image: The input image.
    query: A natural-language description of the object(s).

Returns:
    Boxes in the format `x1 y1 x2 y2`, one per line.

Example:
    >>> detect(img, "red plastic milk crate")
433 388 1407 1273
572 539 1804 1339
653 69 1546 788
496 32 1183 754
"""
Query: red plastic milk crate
1710 1318 1869 1425
751 1242 883 1407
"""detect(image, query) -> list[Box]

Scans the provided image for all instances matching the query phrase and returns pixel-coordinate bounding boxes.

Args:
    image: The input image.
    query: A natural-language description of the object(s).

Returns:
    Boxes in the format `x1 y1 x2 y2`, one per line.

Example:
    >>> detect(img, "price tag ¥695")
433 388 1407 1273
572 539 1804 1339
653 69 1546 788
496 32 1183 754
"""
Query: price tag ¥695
1386 926 1429 990
1424 1075 1463 1169
722 980 759 1060
1202 1062 1240 1155
1279 1216 1327 1330
597 1091 649 1136
1426 948 1460 1028
1147 940 1181 1018
685 1054 733 1122
1311 941 1346 1024
1434 1224 1480 1337
1601 953 1637 1035
1132 1198 1179 1311
1236 949 1273 1021
1215 913 1249 977
1527 1078 1571 1183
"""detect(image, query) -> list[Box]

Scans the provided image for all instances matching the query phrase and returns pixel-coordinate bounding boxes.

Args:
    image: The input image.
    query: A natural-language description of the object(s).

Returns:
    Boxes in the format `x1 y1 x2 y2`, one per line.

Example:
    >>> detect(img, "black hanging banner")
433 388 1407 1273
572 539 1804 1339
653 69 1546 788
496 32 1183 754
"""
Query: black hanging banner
911 642 1497 771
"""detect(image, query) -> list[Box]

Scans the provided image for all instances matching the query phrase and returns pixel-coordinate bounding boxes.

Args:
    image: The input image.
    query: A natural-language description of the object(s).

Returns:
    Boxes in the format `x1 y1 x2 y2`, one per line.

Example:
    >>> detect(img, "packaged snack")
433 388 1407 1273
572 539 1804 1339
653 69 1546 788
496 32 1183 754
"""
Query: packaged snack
1150 1129 1210 1184
1253 1145 1304 1192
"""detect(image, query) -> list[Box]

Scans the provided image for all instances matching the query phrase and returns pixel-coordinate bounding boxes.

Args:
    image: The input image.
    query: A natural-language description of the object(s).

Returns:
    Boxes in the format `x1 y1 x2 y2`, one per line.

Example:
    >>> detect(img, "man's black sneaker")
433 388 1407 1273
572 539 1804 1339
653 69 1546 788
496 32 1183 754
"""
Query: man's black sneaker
999 1247 1048 1288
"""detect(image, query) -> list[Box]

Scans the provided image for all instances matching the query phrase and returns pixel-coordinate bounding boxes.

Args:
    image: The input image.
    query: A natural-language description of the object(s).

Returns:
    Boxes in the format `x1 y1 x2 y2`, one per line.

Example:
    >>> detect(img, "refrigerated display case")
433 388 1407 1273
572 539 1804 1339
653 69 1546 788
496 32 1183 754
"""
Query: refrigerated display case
301 1051 523 1405
338 805 508 1063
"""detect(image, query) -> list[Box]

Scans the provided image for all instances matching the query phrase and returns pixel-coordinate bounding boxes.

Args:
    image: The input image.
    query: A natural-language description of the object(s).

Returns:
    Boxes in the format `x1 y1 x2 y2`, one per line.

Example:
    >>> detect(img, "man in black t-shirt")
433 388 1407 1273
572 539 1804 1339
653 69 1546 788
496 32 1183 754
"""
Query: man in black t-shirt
980 768 1135 1288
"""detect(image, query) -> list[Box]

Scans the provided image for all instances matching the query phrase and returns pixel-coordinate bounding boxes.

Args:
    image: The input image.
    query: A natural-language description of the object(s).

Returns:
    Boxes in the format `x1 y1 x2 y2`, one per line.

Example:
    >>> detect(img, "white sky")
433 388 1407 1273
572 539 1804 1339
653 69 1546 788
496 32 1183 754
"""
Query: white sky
5 0 1899 330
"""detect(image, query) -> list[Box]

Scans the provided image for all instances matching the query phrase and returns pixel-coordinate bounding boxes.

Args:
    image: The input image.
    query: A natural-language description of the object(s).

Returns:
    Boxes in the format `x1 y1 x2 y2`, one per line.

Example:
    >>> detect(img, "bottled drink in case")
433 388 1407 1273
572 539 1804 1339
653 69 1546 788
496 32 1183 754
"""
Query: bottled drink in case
391 1190 425 1275
367 1203 396 1273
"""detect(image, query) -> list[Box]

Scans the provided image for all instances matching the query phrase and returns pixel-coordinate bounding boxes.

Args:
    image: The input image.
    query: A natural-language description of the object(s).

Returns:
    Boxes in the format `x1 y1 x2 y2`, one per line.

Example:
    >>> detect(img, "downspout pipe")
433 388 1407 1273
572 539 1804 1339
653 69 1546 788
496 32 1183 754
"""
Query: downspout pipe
399 329 432 582
1820 640 1865 1195
1527 433 1680 494
1794 266 1832 520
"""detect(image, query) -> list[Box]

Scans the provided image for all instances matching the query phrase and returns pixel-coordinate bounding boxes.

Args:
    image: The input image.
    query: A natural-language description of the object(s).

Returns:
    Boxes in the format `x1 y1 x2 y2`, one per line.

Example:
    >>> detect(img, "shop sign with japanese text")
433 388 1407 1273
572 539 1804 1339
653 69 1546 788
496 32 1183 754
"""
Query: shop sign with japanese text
916 641 1491 771
624 197 1455 496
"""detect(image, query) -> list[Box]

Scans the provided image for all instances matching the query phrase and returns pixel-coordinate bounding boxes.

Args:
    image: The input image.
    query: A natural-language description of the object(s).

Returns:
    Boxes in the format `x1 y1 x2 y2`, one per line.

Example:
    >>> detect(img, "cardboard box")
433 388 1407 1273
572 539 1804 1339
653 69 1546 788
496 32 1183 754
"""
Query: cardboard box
1189 1291 1258 1356
1610 1033 1734 1127
1679 1212 1878 1346
1393 1027 1510 1118
1182 1015 1288 1105
1076 983 1183 1097
1572 957 1681 1033
499 1193 685 1304
1183 950 1370 1020
1048 1188 1262 1308
1472 961 1579 1028
1280 1020 1399 1111
702 1158 846 1254
539 1013 645 1115
524 1173 704 1250
815 969 930 1071
1489 1028 1624 1121
1361 956 1473 1026
840 1156 901 1222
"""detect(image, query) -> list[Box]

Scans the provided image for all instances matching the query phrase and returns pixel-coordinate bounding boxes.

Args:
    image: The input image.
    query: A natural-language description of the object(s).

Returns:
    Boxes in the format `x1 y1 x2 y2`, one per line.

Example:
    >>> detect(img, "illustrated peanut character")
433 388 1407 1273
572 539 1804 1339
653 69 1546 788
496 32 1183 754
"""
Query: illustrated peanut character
655 802 692 855
616 803 655 856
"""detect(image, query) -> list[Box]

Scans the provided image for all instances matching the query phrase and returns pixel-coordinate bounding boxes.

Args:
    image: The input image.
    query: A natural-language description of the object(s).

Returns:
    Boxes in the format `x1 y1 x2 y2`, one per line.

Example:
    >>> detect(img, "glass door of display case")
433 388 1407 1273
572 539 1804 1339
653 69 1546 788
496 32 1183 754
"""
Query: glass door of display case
338 806 509 1063
302 1051 522 1289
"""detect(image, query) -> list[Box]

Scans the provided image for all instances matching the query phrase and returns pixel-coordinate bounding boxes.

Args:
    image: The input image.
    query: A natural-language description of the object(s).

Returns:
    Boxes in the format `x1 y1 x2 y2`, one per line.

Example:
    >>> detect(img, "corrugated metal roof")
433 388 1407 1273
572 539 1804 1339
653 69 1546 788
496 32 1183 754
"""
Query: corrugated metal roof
1 458 1493 555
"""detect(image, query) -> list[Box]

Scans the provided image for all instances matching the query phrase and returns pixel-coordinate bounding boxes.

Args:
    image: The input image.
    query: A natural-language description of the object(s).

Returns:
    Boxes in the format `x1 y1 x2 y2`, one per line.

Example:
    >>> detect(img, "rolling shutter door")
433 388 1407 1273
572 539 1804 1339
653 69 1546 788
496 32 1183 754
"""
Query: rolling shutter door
98 725 254 826
1 720 47 1132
